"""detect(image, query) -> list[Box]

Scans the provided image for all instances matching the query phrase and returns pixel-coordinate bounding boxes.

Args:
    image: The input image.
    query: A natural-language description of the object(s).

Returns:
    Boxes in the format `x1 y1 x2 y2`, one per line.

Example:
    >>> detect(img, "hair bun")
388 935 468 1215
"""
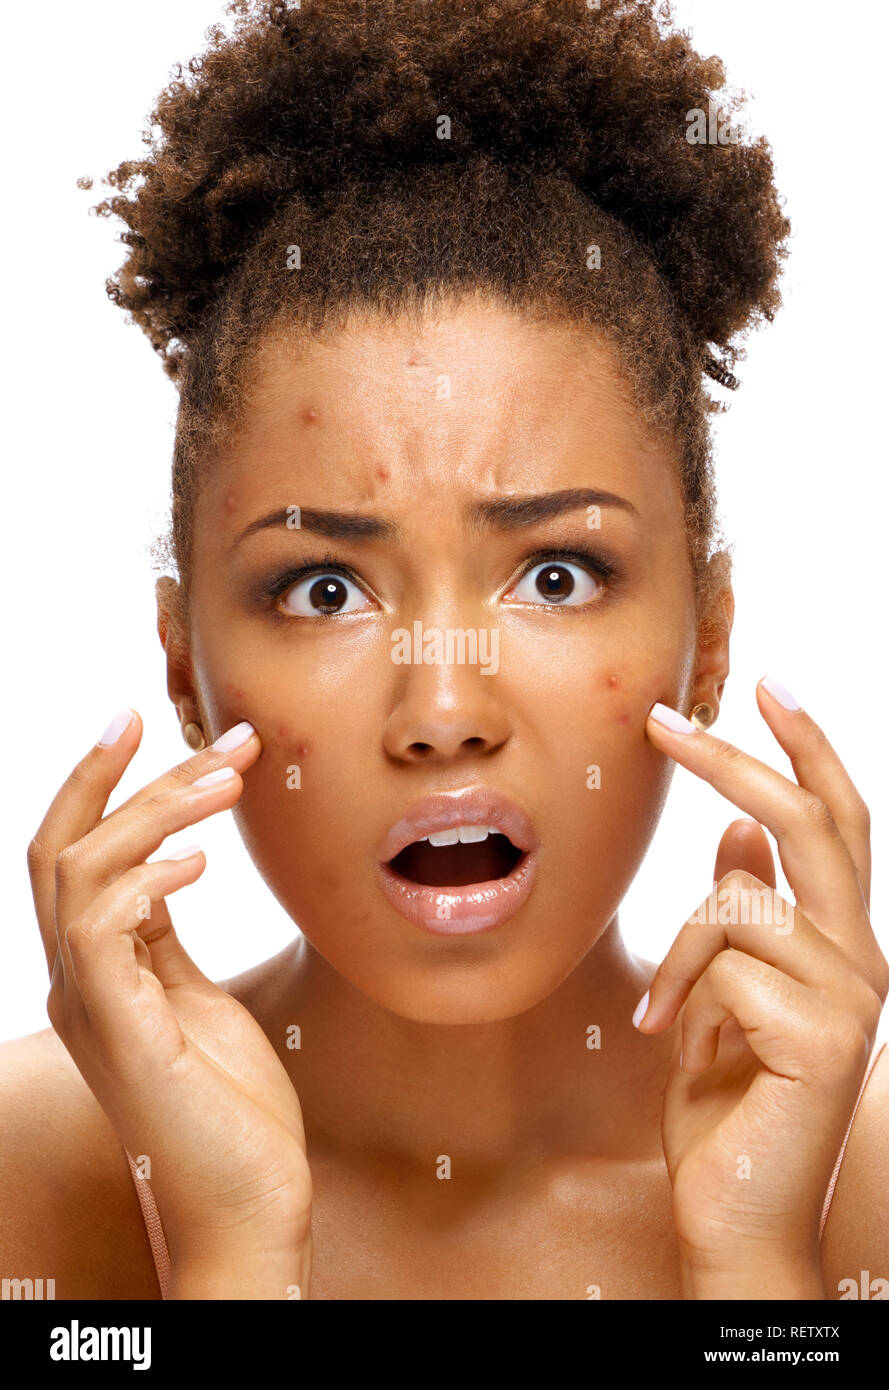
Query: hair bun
91 0 788 373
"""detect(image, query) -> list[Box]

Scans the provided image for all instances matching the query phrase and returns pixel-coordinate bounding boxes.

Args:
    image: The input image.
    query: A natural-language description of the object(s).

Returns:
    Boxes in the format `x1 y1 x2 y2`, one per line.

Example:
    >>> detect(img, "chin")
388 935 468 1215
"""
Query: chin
310 923 595 1027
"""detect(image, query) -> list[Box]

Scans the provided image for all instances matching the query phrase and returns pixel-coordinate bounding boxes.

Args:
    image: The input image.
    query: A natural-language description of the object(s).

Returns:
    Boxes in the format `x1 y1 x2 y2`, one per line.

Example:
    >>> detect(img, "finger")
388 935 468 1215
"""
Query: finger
713 818 776 888
51 850 208 1079
646 700 875 966
637 869 880 1033
52 766 246 992
28 711 258 976
756 675 871 909
102 719 259 823
138 850 216 992
28 708 143 974
678 947 875 1086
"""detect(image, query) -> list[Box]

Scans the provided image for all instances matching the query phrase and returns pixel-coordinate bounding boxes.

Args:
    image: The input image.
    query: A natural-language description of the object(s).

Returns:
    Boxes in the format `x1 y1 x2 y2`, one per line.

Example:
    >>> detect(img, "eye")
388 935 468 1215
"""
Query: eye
505 552 610 608
278 569 374 618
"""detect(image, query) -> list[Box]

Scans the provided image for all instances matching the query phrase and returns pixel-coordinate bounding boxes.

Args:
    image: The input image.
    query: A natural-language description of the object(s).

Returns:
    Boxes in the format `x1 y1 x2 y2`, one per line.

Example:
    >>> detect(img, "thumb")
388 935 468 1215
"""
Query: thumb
713 817 776 888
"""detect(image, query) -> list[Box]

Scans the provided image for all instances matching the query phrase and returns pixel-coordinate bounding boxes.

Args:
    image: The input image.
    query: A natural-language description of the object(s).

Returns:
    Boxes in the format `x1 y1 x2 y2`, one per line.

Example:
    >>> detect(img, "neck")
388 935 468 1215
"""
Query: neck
244 915 674 1174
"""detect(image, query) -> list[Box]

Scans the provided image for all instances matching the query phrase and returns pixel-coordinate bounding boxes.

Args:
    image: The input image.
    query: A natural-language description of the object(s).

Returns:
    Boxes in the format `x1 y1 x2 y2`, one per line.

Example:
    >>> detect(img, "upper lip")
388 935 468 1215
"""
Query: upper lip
378 786 539 865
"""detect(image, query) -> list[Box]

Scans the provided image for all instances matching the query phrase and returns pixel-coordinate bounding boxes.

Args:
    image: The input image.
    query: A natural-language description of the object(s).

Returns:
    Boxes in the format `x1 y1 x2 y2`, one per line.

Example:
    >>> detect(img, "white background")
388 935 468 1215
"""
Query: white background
2 0 887 1043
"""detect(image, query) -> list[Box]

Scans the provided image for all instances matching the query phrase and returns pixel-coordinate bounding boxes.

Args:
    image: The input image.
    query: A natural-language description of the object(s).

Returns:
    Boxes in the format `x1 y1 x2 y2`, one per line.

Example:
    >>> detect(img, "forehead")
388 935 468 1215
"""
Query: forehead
200 296 683 527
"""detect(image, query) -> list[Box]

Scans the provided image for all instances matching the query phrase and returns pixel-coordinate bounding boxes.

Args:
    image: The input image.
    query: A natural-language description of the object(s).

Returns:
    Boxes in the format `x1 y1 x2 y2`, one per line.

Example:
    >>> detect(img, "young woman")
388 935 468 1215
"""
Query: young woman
2 0 887 1300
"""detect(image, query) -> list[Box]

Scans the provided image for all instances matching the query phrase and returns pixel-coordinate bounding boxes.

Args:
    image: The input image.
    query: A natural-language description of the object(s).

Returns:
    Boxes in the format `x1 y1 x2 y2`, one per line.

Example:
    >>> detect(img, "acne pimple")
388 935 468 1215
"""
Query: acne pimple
224 682 246 701
301 406 319 425
606 673 621 690
223 490 239 514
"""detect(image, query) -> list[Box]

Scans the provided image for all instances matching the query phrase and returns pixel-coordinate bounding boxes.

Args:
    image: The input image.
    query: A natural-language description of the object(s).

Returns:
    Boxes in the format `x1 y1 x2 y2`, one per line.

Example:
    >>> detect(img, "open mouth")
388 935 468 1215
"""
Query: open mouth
388 830 525 886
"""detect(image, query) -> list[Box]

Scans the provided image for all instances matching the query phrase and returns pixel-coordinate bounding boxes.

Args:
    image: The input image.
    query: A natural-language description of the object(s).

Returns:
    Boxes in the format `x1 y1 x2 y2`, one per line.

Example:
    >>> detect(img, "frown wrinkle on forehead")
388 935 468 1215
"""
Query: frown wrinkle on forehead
206 301 683 535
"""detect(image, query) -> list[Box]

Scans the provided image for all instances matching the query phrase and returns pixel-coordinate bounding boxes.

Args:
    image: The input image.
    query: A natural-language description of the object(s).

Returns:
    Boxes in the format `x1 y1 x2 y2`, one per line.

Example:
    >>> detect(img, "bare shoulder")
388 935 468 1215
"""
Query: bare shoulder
0 1027 161 1300
820 1041 889 1301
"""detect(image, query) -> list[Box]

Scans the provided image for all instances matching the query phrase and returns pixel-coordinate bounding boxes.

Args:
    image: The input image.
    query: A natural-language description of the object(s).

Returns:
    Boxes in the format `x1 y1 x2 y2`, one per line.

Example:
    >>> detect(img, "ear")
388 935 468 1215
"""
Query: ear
692 551 734 718
155 576 201 731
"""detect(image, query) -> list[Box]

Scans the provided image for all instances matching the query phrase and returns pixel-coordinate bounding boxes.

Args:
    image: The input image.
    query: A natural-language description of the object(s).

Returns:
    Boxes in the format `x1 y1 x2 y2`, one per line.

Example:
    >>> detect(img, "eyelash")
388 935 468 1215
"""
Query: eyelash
257 546 620 620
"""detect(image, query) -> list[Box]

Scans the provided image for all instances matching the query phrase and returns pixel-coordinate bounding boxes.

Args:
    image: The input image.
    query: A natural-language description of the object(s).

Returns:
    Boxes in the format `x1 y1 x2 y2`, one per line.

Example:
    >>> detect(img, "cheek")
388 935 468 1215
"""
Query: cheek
272 721 310 755
603 672 631 725
206 681 316 762
598 669 672 729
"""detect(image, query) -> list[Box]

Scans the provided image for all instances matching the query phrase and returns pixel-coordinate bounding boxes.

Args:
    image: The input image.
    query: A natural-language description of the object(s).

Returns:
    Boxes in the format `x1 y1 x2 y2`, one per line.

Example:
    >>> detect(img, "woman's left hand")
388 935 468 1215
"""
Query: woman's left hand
639 676 889 1296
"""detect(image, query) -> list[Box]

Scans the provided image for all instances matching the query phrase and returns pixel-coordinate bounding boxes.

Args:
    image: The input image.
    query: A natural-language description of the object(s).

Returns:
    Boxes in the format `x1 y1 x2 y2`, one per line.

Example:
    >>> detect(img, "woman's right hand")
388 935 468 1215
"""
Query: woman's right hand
27 708 313 1298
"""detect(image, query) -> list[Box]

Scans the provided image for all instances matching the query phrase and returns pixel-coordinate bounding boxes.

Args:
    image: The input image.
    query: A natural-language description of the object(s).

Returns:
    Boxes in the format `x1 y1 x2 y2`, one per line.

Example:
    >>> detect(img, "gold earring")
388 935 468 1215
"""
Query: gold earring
690 702 716 730
182 721 207 751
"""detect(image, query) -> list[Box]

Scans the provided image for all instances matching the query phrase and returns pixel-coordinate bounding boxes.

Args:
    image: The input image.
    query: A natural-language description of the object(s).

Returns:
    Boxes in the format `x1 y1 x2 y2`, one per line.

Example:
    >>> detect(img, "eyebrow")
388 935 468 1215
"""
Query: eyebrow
234 488 637 548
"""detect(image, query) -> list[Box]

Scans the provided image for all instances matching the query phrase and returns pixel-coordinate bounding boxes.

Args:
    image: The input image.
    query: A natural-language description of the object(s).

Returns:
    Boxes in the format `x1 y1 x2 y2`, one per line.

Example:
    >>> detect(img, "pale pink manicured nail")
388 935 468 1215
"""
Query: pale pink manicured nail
98 708 133 746
760 674 801 711
167 843 202 860
193 767 238 788
632 989 650 1029
649 702 698 734
212 721 255 752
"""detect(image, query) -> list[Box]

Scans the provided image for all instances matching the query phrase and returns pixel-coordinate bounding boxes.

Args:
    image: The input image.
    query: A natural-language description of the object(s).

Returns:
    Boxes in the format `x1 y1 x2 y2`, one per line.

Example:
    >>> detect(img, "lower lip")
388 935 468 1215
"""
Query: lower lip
376 850 538 935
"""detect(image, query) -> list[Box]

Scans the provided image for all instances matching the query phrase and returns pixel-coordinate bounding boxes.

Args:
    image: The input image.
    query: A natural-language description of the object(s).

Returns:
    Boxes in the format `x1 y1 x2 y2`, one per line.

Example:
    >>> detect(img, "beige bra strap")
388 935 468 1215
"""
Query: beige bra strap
125 1148 173 1299
819 1039 886 1242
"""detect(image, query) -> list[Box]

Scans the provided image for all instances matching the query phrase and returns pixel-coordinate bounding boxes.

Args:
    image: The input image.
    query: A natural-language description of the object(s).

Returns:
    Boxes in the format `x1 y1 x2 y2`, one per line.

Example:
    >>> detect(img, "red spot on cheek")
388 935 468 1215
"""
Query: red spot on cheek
301 407 319 425
275 723 309 755
601 672 630 724
377 466 390 481
223 491 239 515
224 682 246 701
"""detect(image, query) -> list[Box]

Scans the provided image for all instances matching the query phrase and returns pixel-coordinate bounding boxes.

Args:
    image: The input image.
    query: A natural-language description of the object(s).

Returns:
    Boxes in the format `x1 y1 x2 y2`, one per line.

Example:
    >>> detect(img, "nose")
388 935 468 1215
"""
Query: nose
382 653 512 764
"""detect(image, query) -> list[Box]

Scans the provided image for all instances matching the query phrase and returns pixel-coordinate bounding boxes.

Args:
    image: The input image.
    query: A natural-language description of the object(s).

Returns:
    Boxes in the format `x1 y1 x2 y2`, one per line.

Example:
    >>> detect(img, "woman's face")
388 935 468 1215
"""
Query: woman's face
170 295 717 1024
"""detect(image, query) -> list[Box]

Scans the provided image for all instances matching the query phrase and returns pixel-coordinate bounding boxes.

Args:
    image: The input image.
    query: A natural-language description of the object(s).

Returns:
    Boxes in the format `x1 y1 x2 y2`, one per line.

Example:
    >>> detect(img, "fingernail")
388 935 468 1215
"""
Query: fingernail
760 674 801 711
193 766 238 787
649 702 698 734
98 708 133 746
212 721 255 752
168 843 202 860
632 989 650 1029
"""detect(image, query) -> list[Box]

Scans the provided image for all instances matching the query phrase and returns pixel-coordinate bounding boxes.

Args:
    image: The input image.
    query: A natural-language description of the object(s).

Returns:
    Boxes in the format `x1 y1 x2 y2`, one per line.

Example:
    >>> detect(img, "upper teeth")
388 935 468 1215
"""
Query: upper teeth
420 825 498 846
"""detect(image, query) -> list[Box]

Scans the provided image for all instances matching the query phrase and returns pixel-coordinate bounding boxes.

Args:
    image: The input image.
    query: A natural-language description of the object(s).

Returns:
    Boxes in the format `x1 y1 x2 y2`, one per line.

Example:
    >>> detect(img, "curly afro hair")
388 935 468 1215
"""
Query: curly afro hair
87 0 790 609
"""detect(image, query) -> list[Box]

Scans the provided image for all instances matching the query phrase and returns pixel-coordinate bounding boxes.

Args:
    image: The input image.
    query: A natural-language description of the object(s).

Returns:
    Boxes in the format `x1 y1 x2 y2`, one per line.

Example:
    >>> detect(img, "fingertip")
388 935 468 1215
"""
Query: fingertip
97 707 138 748
758 674 802 713
647 702 699 736
631 988 649 1028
